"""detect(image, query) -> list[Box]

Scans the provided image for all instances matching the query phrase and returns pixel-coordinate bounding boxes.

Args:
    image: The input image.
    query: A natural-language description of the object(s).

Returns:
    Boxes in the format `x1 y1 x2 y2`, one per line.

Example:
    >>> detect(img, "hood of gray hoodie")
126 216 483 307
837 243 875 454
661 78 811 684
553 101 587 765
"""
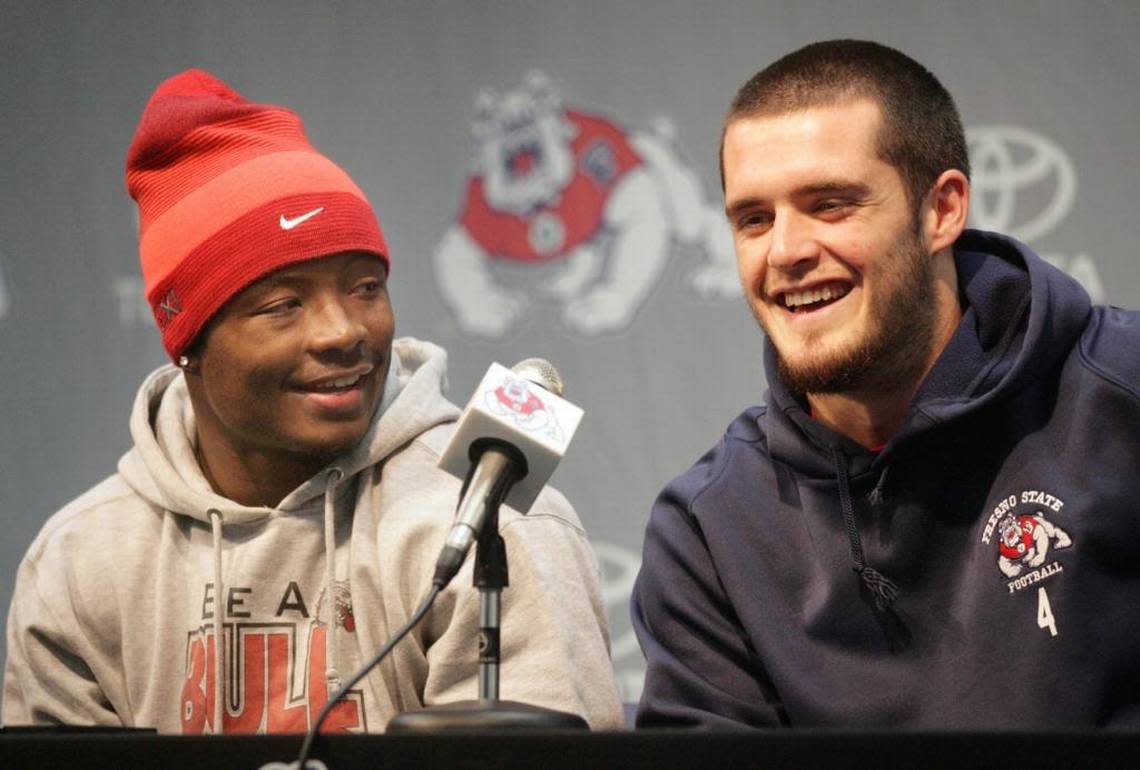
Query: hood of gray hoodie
117 337 460 523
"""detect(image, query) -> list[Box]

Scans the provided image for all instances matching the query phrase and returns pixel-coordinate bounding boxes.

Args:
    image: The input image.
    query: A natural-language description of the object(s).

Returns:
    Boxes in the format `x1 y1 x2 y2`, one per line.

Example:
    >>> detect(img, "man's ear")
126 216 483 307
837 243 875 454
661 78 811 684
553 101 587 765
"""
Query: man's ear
922 169 970 254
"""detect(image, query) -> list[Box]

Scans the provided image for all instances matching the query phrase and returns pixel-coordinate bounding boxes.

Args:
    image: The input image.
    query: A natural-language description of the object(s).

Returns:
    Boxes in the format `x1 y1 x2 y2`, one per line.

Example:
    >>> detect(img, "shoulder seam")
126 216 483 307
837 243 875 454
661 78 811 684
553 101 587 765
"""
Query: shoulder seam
1077 326 1140 401
687 409 768 512
689 434 743 513
29 486 144 559
501 512 587 538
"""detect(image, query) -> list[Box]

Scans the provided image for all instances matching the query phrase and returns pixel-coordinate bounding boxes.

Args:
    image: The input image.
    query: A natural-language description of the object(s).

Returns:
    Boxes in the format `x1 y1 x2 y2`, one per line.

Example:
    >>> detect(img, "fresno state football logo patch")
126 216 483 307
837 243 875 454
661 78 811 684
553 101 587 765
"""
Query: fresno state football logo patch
981 490 1073 593
997 513 1072 578
980 490 1074 638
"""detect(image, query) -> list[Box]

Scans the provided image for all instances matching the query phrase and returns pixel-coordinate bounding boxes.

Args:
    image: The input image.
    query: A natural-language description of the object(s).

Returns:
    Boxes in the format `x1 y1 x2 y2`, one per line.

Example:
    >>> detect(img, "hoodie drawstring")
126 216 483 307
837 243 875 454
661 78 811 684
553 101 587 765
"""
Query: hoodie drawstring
867 464 891 507
831 449 899 612
323 468 344 693
208 508 225 735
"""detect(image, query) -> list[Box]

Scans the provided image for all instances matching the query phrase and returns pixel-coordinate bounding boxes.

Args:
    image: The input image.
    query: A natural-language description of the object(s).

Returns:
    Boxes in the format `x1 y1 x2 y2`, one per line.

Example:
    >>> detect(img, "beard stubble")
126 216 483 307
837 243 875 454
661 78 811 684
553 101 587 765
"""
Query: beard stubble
773 230 941 399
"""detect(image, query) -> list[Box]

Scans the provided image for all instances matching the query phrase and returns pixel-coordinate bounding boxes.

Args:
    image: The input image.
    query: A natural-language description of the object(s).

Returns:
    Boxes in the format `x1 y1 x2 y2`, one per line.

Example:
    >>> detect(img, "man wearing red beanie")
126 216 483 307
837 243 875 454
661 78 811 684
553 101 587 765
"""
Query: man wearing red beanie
2 70 623 733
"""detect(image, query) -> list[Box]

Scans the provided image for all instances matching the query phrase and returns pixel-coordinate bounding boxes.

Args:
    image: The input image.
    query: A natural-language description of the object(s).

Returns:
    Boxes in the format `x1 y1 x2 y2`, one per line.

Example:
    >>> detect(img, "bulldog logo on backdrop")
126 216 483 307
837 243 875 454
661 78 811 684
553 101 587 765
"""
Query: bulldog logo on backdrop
433 71 738 338
967 126 1104 301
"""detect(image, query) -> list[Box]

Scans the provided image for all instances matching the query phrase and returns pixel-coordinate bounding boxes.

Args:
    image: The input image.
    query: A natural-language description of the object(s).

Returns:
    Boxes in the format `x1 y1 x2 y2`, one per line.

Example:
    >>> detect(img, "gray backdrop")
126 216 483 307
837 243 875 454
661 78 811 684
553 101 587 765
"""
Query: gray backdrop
2 0 1138 703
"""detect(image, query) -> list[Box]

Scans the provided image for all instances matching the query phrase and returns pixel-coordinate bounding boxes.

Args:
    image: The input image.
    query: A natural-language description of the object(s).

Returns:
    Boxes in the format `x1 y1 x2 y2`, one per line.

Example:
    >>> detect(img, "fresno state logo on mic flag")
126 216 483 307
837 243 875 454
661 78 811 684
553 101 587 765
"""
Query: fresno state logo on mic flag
433 70 740 339
485 373 564 442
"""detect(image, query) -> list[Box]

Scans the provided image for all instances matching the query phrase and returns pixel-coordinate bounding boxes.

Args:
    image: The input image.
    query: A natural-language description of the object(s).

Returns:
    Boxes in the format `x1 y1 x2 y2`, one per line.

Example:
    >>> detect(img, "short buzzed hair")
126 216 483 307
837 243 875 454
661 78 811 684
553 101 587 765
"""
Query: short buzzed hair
721 39 970 209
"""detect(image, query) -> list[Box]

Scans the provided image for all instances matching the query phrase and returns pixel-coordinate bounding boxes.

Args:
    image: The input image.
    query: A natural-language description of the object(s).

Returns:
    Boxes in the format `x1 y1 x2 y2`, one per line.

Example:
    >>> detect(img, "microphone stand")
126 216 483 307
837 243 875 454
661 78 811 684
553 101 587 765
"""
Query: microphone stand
387 475 587 732
475 504 509 702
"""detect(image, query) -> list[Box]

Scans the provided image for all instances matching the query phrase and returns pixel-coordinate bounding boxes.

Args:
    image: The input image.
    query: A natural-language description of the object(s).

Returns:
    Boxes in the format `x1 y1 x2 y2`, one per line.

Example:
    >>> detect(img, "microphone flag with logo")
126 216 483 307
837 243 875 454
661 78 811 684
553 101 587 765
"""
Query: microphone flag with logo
433 359 583 586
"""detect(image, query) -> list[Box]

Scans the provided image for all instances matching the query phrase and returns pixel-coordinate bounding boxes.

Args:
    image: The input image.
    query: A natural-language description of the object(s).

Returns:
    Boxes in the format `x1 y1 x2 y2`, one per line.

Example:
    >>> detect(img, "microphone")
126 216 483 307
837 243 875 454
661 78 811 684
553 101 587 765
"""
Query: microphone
432 358 583 587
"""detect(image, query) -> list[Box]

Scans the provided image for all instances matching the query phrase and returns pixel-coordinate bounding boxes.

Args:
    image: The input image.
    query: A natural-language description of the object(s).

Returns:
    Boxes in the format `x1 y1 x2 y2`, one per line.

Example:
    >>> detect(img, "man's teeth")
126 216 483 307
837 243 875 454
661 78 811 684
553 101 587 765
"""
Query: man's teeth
313 374 362 391
784 284 849 309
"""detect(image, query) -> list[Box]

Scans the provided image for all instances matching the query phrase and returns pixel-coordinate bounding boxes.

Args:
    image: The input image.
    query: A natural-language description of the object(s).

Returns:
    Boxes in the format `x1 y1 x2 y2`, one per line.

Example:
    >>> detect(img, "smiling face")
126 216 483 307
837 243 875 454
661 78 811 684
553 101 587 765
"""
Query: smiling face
186 251 393 477
723 99 946 397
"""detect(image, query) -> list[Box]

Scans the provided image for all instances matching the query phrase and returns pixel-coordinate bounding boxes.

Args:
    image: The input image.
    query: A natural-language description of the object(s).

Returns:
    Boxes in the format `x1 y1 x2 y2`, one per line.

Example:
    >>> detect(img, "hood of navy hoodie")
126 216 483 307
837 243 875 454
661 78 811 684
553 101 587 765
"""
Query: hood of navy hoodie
762 229 1092 480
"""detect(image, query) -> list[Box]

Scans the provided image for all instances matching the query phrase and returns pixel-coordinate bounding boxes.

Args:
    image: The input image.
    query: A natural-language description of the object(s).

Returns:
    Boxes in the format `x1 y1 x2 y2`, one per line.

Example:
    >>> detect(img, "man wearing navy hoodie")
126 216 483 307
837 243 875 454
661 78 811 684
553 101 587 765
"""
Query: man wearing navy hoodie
631 40 1140 728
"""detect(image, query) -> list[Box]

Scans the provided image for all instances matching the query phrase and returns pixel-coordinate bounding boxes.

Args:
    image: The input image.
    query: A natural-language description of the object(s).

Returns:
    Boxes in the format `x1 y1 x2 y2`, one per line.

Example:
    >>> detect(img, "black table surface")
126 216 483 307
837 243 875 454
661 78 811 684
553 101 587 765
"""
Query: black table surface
3 728 1140 770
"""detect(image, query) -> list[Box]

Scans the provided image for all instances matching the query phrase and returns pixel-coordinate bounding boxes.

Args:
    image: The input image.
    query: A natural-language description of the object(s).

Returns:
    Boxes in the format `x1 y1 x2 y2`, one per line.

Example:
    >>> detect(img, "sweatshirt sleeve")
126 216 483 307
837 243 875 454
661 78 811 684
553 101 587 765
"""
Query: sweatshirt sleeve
3 553 123 727
420 488 625 730
631 481 785 728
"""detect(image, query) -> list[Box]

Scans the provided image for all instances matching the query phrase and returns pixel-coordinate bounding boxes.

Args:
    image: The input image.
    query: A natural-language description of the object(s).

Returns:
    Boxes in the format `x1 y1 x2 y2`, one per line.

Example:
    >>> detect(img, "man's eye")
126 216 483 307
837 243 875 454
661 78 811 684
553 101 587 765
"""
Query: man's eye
356 279 382 294
257 298 300 315
737 212 772 231
815 199 849 214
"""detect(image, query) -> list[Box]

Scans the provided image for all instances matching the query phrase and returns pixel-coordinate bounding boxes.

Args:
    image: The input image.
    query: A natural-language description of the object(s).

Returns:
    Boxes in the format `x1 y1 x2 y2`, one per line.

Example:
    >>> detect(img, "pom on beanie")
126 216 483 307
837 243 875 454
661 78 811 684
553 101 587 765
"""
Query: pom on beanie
125 69 389 360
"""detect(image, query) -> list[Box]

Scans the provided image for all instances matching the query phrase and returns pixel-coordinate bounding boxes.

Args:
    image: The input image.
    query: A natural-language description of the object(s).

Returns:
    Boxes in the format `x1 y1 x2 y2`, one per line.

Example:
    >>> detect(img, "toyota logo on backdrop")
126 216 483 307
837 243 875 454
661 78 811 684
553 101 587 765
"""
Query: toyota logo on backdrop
967 125 1103 303
967 125 1076 243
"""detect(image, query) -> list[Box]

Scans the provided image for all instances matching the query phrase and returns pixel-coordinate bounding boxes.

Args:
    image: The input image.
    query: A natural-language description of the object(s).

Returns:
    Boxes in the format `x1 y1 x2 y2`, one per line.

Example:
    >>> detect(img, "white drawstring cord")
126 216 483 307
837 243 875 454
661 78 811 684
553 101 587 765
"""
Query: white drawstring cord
208 508 225 735
322 469 344 693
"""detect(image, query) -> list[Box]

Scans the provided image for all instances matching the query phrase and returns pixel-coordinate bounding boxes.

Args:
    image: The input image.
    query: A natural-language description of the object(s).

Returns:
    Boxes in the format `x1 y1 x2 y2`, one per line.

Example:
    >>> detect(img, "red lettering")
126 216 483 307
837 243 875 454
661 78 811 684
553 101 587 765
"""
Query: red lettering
266 631 309 732
180 637 207 734
204 633 217 731
307 624 361 732
222 631 265 733
180 621 363 734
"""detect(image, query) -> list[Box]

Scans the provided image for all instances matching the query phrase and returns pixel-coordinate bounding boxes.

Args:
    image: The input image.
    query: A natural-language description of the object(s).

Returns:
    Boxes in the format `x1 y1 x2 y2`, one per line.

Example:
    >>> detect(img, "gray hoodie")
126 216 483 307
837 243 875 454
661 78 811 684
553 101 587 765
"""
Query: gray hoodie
3 337 623 732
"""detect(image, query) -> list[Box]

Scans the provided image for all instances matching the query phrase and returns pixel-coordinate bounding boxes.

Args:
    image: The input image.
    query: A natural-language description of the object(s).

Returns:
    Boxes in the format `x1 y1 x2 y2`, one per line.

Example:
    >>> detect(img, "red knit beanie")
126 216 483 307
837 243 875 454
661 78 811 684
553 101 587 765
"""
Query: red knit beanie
125 69 390 360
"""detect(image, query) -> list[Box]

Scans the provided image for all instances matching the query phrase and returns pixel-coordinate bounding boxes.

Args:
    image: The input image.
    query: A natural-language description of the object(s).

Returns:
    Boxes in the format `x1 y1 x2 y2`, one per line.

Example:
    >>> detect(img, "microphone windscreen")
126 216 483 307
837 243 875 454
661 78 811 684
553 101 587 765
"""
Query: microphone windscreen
511 357 564 397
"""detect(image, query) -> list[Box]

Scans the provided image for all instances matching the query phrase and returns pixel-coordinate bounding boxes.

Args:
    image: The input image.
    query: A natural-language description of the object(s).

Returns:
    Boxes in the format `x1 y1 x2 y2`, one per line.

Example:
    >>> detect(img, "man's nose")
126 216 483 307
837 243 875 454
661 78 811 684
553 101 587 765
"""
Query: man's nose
767 210 821 273
309 297 366 354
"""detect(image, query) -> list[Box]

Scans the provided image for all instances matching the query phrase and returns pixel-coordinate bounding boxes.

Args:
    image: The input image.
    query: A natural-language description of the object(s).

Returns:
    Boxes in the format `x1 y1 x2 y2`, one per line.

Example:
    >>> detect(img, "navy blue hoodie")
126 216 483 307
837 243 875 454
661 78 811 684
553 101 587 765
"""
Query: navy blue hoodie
632 230 1140 728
